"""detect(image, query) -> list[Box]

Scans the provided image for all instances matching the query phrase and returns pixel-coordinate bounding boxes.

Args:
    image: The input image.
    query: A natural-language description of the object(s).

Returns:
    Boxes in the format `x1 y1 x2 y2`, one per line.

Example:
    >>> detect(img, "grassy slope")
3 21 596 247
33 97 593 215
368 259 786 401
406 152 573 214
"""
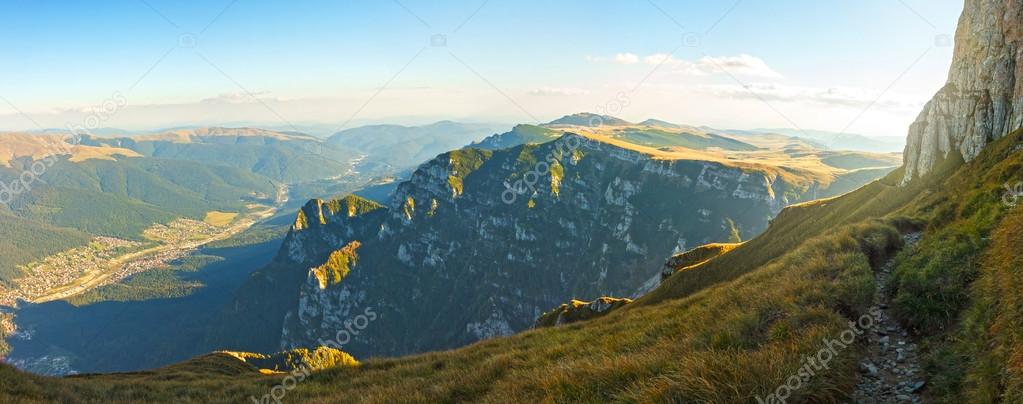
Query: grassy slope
614 128 759 151
820 152 901 170
877 129 1023 402
90 136 355 183
0 222 900 403
1 132 1019 403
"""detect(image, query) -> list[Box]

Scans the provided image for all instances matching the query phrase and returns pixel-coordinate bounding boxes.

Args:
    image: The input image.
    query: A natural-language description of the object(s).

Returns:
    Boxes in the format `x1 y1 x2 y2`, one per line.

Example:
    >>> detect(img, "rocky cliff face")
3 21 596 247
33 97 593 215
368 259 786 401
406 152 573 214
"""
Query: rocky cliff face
216 133 887 358
903 0 1023 183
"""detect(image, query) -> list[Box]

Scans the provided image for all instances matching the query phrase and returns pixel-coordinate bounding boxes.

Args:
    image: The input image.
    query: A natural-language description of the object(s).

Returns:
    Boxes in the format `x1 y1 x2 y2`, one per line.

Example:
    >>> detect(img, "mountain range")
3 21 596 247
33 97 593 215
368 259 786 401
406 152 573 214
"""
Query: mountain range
0 114 901 375
4 2 1021 399
206 115 901 360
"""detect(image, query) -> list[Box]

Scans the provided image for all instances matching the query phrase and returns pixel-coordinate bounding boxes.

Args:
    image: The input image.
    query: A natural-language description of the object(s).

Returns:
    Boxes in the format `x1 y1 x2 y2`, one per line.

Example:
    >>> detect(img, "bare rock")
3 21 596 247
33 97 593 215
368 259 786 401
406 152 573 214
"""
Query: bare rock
903 0 1023 184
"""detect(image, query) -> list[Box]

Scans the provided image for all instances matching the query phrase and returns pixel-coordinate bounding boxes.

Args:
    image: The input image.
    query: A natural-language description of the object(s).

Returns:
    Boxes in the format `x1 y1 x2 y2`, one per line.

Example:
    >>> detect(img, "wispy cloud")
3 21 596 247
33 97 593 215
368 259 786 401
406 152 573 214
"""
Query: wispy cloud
528 87 591 96
200 91 286 104
614 53 640 65
589 52 782 78
697 54 782 79
701 83 925 111
585 52 638 64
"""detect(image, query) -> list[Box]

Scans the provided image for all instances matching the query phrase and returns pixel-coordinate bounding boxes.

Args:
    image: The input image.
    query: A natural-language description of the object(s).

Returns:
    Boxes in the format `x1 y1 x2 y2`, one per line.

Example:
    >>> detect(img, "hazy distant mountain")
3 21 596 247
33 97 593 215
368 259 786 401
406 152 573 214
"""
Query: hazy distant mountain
81 127 359 183
38 128 136 137
477 114 759 152
639 118 685 129
748 128 905 153
472 124 563 150
211 120 898 359
547 112 632 127
327 121 502 170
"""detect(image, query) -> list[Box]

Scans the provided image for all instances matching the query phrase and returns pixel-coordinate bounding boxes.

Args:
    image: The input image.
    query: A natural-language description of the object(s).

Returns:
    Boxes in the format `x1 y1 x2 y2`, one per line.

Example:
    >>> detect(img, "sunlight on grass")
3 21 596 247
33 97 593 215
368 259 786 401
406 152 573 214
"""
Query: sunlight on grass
203 211 238 227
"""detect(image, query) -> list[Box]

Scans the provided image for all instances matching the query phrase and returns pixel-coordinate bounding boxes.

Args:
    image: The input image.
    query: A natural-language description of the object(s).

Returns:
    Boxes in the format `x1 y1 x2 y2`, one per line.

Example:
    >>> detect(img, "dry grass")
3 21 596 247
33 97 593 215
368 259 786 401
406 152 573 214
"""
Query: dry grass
664 242 742 275
202 211 238 227
0 133 139 167
564 127 888 190
0 221 902 403
65 145 141 163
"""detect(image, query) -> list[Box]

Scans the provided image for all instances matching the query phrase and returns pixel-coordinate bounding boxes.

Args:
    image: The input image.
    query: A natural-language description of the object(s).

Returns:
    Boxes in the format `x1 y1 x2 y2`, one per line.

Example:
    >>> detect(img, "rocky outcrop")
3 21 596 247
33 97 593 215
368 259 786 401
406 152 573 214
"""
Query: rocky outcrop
221 346 357 373
534 297 633 328
661 243 742 280
221 133 895 359
903 0 1023 184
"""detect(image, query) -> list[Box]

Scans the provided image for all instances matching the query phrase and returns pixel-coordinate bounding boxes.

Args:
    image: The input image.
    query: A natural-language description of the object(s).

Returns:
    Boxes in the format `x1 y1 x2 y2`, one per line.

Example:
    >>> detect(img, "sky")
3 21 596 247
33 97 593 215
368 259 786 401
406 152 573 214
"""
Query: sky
0 0 964 137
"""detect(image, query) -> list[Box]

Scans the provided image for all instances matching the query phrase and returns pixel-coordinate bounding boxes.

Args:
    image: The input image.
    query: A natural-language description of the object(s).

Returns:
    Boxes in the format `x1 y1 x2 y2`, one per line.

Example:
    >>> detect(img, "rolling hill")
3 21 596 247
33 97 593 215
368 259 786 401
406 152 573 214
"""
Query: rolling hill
0 140 278 286
327 121 503 170
81 127 359 183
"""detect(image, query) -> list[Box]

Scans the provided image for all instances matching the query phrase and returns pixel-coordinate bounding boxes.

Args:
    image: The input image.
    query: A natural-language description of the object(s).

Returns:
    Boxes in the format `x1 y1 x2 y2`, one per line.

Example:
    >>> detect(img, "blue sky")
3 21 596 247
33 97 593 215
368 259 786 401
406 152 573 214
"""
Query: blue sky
0 0 963 136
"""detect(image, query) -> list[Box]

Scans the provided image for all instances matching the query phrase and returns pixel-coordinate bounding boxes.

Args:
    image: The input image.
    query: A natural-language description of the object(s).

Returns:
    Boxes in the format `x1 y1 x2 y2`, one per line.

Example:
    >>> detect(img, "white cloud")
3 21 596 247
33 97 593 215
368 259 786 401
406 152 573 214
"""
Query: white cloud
201 91 284 104
642 53 706 76
591 52 782 78
643 53 682 67
696 54 783 79
614 53 640 65
701 83 925 111
528 87 591 96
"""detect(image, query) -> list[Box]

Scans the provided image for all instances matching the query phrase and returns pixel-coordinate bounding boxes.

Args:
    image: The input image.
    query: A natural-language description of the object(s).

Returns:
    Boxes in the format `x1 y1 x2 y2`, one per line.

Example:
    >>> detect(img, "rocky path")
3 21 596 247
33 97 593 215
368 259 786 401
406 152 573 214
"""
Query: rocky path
851 233 926 403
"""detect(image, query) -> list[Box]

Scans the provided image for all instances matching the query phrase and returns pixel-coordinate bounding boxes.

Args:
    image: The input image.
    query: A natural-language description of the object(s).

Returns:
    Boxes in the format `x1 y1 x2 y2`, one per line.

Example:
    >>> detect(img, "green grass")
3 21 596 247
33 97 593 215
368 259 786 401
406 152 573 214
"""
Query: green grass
876 129 1023 402
311 242 360 289
65 255 223 306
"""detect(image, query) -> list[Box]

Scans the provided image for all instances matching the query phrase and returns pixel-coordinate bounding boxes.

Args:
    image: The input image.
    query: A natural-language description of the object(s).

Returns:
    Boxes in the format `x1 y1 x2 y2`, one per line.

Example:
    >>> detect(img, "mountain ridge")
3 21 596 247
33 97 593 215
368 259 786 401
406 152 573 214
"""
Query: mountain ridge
207 129 898 359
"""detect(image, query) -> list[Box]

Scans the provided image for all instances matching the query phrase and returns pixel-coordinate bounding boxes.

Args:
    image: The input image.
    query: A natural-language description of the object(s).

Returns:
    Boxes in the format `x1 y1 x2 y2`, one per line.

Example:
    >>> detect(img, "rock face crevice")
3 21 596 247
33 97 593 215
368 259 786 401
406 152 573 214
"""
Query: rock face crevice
227 134 868 359
903 0 1023 184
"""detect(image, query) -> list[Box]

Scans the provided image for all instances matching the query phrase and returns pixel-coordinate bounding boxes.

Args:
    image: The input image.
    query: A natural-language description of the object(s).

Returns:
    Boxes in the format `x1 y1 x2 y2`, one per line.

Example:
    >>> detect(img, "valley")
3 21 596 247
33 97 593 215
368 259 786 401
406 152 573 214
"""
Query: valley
211 119 903 361
0 183 288 306
0 117 900 376
4 1 1020 402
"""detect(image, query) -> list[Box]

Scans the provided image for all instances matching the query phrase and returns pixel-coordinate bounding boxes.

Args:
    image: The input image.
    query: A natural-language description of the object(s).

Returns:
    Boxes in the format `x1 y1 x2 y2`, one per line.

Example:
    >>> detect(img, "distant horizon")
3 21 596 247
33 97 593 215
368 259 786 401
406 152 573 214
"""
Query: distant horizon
0 0 961 138
6 112 912 142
